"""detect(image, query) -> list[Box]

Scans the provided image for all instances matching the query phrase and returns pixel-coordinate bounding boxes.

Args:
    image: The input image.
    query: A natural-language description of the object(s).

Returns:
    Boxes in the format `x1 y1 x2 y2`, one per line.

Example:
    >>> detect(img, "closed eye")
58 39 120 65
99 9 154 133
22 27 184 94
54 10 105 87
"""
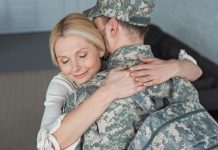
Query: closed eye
61 58 69 64
79 54 87 58
62 60 69 64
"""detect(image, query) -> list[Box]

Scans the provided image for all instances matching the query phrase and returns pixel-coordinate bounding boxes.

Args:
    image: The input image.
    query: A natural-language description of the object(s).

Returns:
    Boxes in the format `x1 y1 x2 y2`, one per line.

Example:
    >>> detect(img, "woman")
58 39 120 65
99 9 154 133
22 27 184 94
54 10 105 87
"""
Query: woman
37 13 202 149
37 13 145 150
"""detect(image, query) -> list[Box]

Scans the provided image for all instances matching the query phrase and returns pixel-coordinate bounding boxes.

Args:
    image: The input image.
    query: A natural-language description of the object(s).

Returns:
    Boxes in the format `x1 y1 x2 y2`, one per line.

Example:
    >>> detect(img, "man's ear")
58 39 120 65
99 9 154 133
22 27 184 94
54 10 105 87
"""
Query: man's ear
108 18 118 37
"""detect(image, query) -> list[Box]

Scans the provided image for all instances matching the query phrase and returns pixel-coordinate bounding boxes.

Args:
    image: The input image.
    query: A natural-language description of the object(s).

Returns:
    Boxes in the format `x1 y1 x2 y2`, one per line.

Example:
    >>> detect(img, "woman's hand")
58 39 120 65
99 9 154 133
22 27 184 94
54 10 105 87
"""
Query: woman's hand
130 57 178 87
104 66 145 100
130 56 202 87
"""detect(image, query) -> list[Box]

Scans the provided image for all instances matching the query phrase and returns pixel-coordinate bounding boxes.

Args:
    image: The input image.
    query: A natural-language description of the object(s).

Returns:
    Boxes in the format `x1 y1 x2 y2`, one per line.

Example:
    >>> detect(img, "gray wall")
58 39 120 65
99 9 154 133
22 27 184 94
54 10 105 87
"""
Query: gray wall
151 0 218 64
0 0 96 33
1 0 217 64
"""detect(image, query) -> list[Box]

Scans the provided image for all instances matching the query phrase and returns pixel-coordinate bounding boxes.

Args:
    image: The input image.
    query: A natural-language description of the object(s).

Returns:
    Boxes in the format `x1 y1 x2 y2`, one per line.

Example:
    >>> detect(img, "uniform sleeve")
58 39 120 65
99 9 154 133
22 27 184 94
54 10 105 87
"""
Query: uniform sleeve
37 73 80 150
179 49 197 65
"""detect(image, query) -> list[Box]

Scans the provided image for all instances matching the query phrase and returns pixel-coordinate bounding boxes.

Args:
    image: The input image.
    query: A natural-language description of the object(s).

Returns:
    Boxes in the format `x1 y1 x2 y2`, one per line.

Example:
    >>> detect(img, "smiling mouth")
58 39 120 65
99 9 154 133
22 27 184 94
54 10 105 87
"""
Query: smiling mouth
74 71 88 78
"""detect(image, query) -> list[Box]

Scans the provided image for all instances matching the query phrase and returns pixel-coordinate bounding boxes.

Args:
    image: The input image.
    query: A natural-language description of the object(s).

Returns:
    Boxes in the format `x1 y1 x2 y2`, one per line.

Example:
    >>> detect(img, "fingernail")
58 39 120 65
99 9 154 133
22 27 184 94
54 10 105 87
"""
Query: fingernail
135 78 139 81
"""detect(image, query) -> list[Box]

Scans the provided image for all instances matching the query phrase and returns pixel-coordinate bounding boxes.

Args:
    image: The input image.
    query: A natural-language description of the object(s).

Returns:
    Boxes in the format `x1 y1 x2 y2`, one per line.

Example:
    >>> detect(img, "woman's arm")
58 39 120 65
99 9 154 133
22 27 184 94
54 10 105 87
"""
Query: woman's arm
53 66 144 149
37 73 75 149
130 51 202 87
173 59 202 81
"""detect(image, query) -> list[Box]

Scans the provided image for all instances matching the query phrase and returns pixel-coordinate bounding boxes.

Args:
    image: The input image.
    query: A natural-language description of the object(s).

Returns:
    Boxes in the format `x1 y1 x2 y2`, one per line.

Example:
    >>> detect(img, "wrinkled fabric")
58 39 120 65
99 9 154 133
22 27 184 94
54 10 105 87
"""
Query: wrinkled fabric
128 101 218 150
83 0 155 27
62 45 218 150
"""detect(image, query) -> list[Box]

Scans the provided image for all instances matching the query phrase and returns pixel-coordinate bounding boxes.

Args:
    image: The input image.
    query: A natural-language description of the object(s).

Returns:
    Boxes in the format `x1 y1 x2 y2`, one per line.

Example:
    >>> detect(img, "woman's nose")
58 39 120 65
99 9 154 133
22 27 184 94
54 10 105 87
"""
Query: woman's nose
71 61 81 72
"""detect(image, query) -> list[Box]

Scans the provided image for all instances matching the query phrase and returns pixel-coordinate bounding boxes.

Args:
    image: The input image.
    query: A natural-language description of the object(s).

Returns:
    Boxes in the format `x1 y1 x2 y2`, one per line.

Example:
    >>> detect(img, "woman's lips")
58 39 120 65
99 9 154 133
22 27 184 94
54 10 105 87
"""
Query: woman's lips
74 71 88 78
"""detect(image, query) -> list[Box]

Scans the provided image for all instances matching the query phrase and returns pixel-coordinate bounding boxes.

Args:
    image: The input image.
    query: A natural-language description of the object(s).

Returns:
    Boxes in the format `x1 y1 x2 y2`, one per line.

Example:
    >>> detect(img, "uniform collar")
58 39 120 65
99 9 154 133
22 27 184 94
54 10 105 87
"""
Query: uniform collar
107 44 152 70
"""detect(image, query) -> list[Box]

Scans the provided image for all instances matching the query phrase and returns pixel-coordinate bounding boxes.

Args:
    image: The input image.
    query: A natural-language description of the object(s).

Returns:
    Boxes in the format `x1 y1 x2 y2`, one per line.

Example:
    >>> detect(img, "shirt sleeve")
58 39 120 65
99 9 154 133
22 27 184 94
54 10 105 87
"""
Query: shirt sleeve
40 73 72 129
37 114 80 150
178 49 197 65
37 73 80 150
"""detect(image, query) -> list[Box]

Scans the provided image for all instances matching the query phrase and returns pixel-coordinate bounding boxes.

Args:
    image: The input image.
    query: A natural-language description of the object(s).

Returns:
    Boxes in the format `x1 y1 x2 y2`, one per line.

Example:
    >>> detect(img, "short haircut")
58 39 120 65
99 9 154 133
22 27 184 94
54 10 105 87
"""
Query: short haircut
50 13 106 66
101 16 149 39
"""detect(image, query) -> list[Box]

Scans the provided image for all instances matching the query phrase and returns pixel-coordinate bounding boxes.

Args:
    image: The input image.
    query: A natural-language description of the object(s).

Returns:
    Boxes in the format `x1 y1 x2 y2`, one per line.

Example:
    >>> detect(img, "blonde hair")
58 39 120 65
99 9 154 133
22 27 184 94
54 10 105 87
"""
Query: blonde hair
50 13 106 66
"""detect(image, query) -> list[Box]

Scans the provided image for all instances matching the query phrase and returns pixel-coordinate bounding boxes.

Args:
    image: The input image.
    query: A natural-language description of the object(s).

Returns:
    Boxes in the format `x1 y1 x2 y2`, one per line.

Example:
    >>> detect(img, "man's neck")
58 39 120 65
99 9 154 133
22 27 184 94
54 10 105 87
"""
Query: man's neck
110 38 144 54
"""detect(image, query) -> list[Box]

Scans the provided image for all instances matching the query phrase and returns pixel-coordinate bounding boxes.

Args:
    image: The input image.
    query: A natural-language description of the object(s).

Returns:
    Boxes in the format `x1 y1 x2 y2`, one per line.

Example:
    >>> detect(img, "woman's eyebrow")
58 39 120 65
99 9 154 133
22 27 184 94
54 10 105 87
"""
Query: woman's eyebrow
57 56 68 58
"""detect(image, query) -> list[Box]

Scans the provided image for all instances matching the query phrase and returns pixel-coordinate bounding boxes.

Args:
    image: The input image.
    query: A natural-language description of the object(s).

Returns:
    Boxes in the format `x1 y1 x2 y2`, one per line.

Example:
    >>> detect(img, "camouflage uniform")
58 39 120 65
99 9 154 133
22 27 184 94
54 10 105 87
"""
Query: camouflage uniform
128 100 218 150
63 0 218 149
63 45 218 150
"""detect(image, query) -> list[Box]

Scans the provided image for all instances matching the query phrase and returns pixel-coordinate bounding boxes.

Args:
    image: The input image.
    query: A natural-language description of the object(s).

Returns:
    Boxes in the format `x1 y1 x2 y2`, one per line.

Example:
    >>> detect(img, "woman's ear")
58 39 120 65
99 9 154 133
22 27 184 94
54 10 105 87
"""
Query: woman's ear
99 49 105 57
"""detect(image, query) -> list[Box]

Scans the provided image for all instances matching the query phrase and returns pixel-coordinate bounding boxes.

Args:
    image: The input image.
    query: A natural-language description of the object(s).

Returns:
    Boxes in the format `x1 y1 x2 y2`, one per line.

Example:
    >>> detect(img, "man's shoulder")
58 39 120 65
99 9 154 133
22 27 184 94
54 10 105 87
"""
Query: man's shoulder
115 45 154 59
90 70 108 82
79 71 108 88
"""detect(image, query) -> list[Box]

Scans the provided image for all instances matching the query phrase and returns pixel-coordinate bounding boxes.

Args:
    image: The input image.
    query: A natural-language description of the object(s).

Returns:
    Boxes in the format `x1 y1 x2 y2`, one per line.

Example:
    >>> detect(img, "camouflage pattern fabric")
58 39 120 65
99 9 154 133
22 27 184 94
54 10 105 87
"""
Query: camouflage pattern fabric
128 101 218 150
63 45 218 149
83 0 155 27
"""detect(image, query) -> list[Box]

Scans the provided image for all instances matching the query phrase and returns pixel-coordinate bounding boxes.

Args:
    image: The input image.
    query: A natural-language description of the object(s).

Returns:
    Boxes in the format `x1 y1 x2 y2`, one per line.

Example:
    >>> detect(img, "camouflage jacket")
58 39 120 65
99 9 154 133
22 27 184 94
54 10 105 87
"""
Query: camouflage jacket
63 45 218 150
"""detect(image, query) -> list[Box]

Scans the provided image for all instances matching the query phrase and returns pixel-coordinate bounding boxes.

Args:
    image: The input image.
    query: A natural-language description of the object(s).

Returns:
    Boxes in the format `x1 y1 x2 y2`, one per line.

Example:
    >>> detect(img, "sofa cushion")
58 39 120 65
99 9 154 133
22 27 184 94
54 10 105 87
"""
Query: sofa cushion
192 77 215 90
199 89 218 111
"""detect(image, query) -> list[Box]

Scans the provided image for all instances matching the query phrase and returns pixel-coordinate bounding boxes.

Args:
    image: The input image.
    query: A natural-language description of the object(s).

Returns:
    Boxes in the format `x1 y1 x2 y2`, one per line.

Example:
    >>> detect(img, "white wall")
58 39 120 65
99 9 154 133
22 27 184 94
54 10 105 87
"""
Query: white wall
151 0 218 64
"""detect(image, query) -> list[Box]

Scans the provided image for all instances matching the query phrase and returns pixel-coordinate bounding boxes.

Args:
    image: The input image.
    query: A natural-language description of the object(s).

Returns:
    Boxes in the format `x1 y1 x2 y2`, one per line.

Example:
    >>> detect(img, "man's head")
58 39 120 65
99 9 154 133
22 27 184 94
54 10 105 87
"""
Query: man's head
83 0 155 53
84 0 155 27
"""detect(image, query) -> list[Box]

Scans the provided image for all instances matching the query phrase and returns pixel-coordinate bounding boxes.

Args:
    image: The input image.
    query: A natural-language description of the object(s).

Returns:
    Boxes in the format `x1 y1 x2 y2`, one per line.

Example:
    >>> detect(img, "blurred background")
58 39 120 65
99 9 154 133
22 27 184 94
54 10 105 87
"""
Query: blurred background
0 0 217 149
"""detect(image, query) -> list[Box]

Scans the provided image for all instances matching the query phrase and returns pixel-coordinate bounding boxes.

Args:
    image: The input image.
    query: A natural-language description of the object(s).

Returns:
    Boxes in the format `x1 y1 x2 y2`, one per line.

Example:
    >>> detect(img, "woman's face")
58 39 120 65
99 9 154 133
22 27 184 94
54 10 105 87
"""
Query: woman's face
55 35 103 85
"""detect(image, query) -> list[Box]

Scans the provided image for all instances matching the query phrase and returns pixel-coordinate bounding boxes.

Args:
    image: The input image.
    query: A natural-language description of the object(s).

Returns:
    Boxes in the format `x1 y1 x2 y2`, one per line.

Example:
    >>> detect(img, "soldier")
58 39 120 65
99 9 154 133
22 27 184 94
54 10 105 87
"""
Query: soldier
63 0 218 149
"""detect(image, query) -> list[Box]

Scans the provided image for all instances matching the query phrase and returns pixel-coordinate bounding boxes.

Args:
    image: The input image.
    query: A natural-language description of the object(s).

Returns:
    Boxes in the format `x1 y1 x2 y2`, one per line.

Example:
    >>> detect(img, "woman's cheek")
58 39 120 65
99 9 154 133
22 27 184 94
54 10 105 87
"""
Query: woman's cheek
60 64 71 75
